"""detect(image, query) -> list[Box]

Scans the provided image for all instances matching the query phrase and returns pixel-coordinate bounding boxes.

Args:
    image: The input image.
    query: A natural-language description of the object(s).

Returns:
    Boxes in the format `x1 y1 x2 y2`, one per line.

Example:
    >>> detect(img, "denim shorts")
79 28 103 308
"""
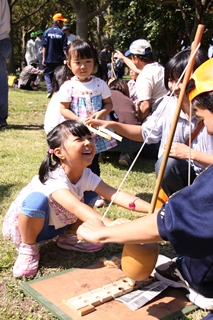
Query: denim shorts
21 192 69 243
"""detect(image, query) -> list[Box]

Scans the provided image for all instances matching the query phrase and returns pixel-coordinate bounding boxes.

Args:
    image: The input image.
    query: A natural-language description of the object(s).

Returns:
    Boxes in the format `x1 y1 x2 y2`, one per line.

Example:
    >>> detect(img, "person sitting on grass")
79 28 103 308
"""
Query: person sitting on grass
2 120 151 278
108 78 141 167
18 59 44 91
77 57 213 317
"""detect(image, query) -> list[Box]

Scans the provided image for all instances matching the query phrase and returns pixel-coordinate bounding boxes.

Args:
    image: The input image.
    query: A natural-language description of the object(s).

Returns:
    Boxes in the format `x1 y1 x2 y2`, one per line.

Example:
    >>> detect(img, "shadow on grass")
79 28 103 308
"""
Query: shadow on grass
0 183 16 206
7 124 44 130
38 240 123 273
101 151 156 174
38 240 176 278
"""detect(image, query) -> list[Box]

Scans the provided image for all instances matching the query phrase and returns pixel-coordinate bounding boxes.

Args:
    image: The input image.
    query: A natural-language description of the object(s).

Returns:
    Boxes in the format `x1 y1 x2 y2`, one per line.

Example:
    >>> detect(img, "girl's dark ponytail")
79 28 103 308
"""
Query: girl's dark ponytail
39 152 60 183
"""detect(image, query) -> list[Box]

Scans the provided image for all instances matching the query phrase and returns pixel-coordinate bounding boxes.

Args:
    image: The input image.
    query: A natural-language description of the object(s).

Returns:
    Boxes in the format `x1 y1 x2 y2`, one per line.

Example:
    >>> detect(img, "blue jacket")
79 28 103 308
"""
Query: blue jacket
158 164 213 259
158 165 213 298
42 23 67 64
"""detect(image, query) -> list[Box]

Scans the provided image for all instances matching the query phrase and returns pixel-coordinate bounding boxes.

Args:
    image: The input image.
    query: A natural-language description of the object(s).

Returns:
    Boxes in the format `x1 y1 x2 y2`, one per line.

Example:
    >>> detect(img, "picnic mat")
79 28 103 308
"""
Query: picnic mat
21 259 197 320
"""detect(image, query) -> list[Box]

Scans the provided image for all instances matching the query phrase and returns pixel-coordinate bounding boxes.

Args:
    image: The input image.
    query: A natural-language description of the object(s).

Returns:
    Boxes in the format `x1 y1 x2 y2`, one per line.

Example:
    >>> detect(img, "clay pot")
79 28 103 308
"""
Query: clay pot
121 243 159 281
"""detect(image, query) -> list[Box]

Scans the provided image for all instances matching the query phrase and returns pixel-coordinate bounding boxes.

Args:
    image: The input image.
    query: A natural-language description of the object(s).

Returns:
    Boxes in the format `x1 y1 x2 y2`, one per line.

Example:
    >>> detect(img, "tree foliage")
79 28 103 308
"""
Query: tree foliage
7 0 213 73
107 0 213 63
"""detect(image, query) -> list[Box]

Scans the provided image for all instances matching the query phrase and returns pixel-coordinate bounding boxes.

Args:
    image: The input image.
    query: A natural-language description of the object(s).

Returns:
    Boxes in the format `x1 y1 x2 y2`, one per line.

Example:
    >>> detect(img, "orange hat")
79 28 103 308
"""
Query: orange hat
52 13 67 22
189 58 213 102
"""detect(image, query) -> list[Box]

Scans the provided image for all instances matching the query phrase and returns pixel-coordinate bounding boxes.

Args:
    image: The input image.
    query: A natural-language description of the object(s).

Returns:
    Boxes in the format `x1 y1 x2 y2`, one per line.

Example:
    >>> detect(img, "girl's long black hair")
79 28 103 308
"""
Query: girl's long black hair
39 120 92 183
52 64 73 92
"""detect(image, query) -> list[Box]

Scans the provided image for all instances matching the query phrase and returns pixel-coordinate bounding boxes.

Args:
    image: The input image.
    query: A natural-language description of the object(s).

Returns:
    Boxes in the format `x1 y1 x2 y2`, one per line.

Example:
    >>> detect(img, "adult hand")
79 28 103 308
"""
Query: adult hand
84 118 110 129
115 50 125 61
109 218 130 225
77 218 105 243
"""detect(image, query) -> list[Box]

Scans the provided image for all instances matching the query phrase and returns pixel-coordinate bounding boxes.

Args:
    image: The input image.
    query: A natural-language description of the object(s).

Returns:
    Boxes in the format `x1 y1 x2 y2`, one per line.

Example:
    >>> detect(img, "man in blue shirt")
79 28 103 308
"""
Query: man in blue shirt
42 13 67 98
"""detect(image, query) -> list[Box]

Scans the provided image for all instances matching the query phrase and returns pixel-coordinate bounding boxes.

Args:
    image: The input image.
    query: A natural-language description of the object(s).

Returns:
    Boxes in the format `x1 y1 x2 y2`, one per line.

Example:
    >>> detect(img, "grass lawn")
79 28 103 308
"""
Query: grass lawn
0 85 209 319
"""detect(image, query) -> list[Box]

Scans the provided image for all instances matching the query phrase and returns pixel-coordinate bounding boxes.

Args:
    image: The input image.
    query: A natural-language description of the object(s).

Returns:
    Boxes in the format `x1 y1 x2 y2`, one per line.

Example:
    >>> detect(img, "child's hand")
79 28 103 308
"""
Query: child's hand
165 142 190 160
88 111 102 120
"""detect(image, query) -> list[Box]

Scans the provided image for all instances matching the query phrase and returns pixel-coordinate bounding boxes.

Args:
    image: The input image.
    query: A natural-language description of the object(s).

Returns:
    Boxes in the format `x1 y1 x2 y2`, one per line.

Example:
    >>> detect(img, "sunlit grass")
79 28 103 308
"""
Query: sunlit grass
0 86 209 319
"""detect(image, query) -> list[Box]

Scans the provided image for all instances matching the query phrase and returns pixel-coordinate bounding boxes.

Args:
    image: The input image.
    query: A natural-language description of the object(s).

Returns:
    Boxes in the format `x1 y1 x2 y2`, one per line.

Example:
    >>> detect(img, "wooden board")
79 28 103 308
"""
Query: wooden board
21 259 197 320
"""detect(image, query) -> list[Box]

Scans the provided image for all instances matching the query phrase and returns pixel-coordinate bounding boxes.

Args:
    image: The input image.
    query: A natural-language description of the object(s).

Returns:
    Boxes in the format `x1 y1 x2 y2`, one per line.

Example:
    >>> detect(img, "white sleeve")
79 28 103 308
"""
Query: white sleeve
58 81 73 103
99 79 111 99
142 98 166 144
83 168 102 191
136 68 152 102
44 93 65 134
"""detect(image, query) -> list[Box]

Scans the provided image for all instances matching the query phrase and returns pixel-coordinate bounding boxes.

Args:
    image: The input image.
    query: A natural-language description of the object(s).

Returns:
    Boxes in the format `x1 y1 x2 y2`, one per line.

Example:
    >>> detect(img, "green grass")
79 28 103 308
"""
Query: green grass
0 86 209 319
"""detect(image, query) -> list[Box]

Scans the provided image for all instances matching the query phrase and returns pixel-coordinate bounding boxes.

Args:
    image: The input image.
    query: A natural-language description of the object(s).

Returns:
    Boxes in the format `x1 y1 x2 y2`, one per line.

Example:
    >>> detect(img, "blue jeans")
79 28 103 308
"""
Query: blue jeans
108 137 142 153
44 63 61 93
21 191 97 242
155 156 197 196
21 192 69 242
0 37 12 123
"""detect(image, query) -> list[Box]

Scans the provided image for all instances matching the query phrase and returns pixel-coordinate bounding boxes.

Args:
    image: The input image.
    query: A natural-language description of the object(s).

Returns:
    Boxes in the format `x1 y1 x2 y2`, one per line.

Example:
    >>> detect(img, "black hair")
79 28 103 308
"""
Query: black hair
109 78 130 97
67 39 108 82
133 51 153 63
52 64 73 92
39 120 92 183
186 79 213 112
164 48 208 90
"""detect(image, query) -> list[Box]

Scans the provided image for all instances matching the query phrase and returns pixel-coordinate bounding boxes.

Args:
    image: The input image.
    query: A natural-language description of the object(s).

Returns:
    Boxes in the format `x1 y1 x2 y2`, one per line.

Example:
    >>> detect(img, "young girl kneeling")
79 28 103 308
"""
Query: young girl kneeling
3 120 150 278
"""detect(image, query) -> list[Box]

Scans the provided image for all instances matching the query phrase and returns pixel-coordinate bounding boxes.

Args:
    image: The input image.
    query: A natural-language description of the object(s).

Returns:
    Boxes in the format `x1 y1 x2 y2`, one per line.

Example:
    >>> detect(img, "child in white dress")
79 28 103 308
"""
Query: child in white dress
59 39 117 207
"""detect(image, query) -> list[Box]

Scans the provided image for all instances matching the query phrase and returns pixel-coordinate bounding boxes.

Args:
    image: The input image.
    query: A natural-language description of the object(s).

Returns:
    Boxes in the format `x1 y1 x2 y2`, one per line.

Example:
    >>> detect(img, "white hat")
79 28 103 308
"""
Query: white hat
124 39 152 56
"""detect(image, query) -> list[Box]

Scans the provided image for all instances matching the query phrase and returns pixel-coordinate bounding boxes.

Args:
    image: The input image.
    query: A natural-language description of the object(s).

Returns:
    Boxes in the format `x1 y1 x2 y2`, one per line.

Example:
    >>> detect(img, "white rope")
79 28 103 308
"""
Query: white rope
101 43 200 221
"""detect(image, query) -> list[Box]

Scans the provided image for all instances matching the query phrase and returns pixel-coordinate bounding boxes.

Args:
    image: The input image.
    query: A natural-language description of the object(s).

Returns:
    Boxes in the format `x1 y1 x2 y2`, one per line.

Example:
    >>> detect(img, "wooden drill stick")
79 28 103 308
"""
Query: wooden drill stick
86 125 112 140
98 126 123 141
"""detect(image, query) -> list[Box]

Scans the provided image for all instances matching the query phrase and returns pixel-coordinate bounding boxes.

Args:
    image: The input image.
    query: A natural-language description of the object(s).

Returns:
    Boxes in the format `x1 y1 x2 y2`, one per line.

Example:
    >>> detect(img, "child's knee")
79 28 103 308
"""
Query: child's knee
21 192 49 218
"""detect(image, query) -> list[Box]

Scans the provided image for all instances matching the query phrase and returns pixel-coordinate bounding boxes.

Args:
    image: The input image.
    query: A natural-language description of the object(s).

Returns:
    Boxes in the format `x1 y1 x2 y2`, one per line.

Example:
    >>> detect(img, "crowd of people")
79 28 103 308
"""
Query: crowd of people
3 8 213 319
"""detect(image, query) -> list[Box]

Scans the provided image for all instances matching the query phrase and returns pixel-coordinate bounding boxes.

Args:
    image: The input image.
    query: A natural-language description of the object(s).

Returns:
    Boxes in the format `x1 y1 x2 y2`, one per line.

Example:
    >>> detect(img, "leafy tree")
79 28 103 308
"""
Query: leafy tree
8 0 75 72
107 0 213 64
7 0 213 73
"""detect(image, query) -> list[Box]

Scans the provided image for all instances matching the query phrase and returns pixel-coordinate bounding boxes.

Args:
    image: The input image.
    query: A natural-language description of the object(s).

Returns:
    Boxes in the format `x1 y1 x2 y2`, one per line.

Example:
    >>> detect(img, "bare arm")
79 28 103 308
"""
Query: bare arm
77 213 162 244
84 118 143 142
115 50 141 74
169 142 213 167
137 100 151 122
51 189 113 226
60 102 80 120
89 97 113 119
95 180 152 214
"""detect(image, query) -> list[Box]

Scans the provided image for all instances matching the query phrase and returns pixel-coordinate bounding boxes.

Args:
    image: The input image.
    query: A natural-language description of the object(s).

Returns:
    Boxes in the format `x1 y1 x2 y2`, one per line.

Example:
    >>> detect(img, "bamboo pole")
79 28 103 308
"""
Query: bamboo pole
148 24 205 214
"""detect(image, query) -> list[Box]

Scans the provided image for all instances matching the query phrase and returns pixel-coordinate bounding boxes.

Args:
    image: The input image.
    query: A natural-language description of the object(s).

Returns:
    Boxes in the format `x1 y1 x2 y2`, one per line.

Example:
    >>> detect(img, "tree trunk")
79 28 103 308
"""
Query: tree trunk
21 26 27 68
76 5 89 39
